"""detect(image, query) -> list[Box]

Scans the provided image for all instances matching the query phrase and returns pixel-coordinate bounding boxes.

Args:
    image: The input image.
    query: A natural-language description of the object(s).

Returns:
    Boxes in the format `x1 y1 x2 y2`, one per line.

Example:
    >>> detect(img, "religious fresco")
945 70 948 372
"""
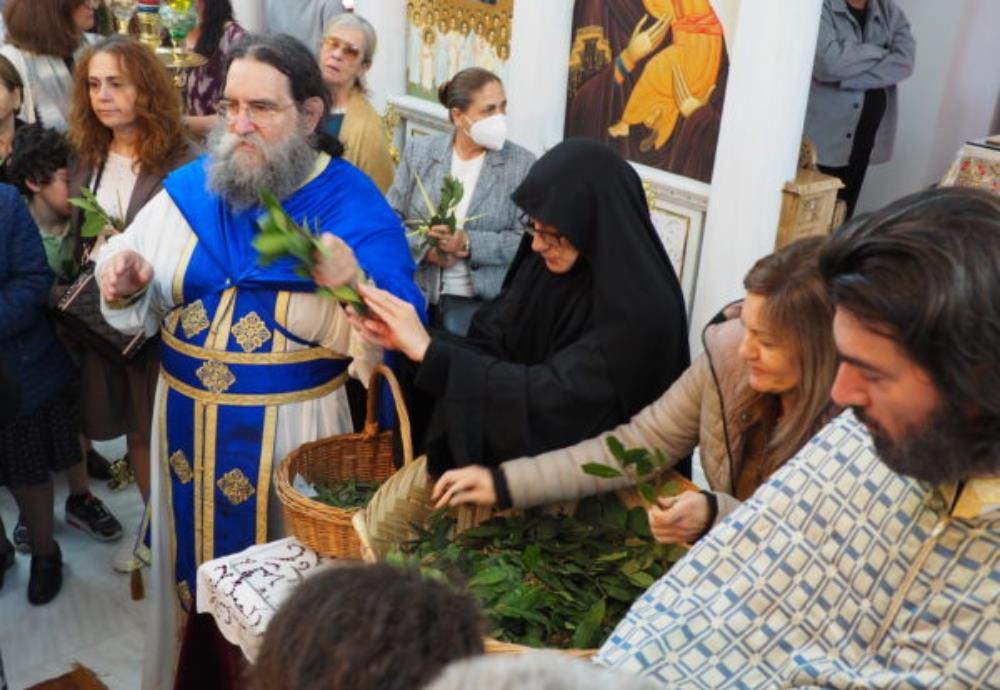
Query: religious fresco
405 0 514 102
565 0 739 183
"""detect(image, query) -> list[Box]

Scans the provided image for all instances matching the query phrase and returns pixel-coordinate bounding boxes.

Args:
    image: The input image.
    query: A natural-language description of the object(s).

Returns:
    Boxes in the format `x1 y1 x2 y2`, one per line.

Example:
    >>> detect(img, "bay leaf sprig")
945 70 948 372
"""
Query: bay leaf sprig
253 189 368 315
404 174 481 254
582 436 680 506
68 187 124 238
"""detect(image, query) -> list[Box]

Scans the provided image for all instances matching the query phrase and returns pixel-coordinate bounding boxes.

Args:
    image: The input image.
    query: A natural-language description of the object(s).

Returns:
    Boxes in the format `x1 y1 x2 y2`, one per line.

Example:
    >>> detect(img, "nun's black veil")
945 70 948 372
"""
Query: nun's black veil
416 139 690 478
508 138 690 416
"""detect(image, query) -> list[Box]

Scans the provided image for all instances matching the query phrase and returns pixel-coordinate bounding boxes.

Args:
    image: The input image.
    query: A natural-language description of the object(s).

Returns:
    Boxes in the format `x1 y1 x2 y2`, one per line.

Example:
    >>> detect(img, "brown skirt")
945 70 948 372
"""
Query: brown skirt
80 341 159 443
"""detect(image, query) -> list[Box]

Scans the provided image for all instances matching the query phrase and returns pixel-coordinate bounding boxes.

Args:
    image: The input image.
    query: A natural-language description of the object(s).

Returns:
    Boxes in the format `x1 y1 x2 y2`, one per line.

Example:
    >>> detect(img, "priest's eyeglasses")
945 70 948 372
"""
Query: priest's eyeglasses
519 211 564 245
215 98 296 124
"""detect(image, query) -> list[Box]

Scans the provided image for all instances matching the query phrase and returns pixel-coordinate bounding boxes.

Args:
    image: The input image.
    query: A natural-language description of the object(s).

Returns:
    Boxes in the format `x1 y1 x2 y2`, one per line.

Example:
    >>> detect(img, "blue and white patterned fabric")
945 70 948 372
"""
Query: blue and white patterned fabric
597 411 1000 689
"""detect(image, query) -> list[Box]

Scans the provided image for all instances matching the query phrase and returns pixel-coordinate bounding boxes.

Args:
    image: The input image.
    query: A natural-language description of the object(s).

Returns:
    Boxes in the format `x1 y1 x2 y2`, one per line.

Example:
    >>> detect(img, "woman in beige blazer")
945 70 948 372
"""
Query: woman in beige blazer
317 13 394 192
433 237 841 544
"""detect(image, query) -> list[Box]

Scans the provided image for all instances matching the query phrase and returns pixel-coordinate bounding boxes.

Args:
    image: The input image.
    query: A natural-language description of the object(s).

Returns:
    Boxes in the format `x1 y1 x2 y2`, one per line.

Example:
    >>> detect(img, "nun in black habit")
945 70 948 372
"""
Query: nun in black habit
350 139 689 551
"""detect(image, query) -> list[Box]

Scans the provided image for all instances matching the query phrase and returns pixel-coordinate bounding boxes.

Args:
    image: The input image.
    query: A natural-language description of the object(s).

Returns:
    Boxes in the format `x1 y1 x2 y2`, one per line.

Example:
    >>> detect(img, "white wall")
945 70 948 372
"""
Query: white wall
231 0 265 32
856 0 1000 214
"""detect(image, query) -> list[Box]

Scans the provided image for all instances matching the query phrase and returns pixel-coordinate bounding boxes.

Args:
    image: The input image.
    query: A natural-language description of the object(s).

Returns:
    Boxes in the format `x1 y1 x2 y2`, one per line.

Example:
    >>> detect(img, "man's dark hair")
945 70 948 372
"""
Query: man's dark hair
6 124 70 197
224 32 343 158
820 187 1000 463
251 563 485 690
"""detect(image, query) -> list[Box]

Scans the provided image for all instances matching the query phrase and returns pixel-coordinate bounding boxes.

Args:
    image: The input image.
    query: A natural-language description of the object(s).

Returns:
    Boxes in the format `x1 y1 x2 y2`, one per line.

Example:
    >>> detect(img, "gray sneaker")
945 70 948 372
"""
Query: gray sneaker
65 493 123 542
12 517 30 554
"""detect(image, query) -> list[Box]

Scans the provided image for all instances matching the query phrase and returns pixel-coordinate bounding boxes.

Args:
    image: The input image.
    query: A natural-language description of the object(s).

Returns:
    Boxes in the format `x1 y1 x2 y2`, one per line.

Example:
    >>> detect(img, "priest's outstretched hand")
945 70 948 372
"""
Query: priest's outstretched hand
312 232 361 289
345 283 431 363
99 249 154 304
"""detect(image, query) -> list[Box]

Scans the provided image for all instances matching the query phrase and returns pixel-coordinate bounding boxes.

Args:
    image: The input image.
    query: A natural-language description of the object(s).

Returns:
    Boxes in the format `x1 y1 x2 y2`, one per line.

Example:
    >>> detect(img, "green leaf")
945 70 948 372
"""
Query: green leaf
626 507 652 538
602 496 628 529
522 544 541 571
652 448 670 468
594 550 629 563
625 571 655 588
605 435 626 461
658 481 682 498
571 597 606 649
469 566 510 587
638 482 658 505
581 463 624 479
252 232 290 255
635 458 655 477
79 211 107 239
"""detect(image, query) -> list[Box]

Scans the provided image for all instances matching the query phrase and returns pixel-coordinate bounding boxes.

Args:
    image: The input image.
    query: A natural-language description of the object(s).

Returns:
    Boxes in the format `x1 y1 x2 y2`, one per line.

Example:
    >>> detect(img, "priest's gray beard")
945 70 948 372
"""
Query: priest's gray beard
206 118 317 210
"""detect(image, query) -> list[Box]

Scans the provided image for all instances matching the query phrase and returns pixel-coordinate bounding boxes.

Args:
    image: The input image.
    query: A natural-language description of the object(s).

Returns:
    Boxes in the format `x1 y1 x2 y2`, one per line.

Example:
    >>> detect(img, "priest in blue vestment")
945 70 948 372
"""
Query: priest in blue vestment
95 34 423 690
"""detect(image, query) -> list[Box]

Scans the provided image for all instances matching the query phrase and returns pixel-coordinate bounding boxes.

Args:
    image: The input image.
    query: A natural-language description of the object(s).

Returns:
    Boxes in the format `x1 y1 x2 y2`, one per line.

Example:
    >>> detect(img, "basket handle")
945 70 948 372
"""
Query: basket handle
363 363 413 465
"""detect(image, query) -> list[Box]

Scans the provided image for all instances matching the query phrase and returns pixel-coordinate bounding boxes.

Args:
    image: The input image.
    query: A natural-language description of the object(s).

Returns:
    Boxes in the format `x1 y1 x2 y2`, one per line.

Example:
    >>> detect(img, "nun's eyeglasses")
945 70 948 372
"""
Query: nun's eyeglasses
518 211 563 244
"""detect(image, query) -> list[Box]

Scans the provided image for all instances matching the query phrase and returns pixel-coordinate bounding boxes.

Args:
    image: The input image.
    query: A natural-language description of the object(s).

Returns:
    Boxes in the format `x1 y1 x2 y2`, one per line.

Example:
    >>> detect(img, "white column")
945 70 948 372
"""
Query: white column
687 0 823 353
231 0 265 33
503 0 574 155
353 0 406 112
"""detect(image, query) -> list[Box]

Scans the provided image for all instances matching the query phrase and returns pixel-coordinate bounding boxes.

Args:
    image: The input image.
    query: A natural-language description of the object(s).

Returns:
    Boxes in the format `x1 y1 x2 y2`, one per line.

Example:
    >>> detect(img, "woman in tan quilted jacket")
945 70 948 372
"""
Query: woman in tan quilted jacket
433 237 840 543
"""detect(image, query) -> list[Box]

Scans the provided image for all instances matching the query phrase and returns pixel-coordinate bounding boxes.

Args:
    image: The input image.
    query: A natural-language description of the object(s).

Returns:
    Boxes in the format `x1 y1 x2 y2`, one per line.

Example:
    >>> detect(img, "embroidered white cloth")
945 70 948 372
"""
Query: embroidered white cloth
597 411 1000 688
196 537 334 661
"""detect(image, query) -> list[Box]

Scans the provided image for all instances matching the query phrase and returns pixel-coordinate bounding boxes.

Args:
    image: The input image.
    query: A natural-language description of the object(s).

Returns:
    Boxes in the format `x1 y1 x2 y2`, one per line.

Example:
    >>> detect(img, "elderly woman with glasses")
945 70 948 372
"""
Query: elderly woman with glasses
317 13 395 192
348 138 691 558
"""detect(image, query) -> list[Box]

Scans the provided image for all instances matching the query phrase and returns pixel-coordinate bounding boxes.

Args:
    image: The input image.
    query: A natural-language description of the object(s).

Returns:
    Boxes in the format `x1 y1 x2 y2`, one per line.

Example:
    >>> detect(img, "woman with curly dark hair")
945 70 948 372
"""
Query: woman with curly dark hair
66 34 199 573
252 563 485 690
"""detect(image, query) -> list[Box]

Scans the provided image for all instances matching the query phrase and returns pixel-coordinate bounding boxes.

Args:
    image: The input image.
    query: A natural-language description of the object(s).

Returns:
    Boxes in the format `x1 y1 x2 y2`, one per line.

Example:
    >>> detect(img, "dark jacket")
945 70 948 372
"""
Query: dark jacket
0 184 73 417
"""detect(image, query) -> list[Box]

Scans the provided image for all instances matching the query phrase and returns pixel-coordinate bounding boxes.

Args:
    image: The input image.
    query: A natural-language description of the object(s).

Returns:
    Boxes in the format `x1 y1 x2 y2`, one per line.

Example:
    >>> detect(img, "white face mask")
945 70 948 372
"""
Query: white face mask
466 113 507 151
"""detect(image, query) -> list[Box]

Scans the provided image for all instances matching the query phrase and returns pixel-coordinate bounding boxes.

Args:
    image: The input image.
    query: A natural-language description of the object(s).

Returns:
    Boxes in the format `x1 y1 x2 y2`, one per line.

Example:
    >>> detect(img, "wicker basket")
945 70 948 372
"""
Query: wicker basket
483 637 596 659
275 364 413 559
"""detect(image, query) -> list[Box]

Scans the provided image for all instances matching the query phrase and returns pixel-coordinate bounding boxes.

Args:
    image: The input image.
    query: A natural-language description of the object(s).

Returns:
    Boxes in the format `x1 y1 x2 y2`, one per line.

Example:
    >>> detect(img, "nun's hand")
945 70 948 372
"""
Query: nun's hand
432 466 497 509
647 492 710 545
354 283 431 362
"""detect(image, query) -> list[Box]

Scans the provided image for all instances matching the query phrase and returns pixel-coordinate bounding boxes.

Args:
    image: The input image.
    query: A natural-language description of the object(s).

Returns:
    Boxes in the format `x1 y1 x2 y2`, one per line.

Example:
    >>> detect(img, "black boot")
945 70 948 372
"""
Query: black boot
28 543 62 605
0 539 14 591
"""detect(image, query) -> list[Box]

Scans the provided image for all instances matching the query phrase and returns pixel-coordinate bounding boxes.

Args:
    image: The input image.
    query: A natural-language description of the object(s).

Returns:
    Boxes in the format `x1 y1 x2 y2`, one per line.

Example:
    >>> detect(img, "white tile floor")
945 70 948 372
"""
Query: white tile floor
0 438 146 690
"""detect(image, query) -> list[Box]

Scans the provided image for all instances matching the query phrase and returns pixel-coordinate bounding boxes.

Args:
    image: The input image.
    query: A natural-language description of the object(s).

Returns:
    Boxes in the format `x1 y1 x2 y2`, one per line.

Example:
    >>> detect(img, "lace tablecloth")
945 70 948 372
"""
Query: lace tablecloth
196 537 334 661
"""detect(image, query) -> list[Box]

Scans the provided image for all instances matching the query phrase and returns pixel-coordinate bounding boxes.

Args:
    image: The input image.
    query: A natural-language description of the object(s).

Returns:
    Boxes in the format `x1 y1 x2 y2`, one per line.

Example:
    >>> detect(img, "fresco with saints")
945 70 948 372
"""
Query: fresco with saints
565 0 739 184
406 0 514 102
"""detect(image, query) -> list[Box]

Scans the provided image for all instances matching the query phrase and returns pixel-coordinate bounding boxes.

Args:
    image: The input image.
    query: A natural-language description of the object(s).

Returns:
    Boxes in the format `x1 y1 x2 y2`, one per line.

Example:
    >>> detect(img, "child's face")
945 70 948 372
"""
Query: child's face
0 81 21 121
34 168 72 219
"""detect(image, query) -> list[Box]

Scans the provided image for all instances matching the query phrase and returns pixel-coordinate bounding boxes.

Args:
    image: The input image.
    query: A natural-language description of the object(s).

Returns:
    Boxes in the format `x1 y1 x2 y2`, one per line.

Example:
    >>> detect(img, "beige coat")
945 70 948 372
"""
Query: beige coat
339 89 395 193
501 307 760 523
